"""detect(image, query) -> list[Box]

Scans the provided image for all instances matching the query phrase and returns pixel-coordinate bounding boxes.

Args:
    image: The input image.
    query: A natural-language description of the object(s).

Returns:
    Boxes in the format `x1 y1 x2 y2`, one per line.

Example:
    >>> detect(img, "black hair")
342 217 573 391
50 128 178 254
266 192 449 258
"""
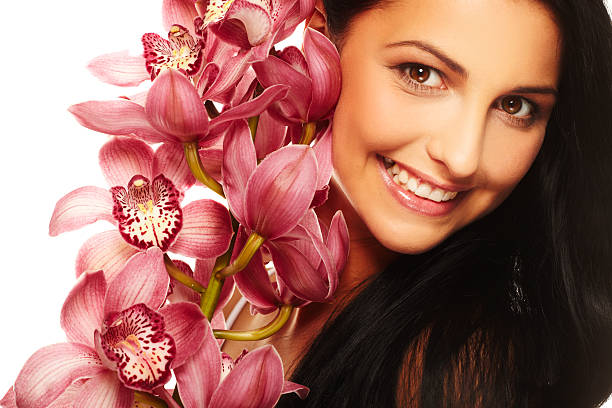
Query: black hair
278 0 612 406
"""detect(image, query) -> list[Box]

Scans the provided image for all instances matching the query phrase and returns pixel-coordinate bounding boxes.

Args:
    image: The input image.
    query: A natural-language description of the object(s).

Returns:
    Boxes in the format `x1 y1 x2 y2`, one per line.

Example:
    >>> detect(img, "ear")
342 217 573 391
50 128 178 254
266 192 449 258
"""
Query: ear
306 0 329 38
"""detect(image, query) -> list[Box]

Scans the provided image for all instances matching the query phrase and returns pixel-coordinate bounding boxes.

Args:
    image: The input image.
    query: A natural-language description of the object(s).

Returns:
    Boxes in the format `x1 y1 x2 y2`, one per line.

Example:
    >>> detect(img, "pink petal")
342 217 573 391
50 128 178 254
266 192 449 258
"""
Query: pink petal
49 186 115 236
169 199 233 259
201 50 253 103
328 210 350 280
76 230 139 282
278 46 308 76
61 270 107 348
222 120 256 225
73 372 133 408
198 147 223 183
68 100 169 143
99 137 154 187
195 62 220 97
47 379 87 408
303 28 341 121
253 55 312 123
87 51 149 87
194 258 235 311
232 227 280 311
104 247 169 314
208 84 289 135
282 380 309 399
14 343 105 408
162 0 199 32
152 142 196 192
209 346 284 408
215 0 272 47
254 110 288 161
145 69 209 142
167 259 200 304
313 121 333 189
160 302 207 367
0 387 16 408
244 145 318 240
175 320 221 408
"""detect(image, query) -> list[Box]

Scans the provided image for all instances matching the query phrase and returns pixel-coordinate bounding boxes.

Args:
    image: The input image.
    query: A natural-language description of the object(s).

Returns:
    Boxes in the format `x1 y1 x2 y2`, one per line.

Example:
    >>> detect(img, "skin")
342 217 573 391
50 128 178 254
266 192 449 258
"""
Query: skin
222 0 562 376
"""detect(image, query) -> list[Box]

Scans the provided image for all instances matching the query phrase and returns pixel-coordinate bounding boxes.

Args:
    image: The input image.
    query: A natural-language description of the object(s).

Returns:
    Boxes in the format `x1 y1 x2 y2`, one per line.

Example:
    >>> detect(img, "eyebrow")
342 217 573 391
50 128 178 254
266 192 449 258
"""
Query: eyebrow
385 40 558 96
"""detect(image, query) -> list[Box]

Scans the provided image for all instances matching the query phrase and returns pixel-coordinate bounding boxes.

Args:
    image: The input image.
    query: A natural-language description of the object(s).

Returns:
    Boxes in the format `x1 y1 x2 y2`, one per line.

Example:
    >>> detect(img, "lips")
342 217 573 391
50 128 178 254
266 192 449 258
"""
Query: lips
376 154 465 216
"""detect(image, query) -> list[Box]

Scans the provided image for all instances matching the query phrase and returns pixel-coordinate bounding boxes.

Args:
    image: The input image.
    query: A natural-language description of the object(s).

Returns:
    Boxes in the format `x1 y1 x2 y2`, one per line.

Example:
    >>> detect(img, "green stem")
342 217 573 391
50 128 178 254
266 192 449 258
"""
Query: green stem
183 142 225 198
298 122 317 145
163 254 206 293
216 232 265 279
248 115 259 141
201 271 225 320
134 391 168 408
204 100 219 118
213 305 294 341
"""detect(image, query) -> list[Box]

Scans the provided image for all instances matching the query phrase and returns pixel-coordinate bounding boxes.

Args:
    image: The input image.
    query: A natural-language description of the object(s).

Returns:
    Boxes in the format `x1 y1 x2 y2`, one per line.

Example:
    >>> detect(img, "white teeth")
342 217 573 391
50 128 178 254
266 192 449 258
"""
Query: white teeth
382 155 458 202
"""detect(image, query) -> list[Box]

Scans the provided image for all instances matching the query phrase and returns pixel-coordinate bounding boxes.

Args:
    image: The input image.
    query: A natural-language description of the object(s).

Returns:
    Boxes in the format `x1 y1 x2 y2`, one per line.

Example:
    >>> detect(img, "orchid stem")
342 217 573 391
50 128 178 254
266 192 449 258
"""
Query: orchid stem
298 122 317 145
248 115 259 141
163 254 206 293
134 391 169 408
183 142 225 198
200 248 232 319
216 232 265 279
204 100 219 118
214 305 293 341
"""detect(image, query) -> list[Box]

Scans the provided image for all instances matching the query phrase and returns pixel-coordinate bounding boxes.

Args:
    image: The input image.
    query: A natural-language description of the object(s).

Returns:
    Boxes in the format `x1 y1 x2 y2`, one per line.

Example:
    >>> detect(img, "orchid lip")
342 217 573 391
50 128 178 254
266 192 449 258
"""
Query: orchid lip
378 154 472 193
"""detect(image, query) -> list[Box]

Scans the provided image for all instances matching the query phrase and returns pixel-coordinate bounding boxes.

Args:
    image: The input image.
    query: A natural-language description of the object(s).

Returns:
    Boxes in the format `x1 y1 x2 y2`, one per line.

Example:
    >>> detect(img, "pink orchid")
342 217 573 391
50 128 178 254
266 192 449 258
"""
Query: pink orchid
253 27 341 126
49 136 233 281
7 248 208 408
174 317 308 408
69 69 288 147
233 207 349 313
196 0 315 62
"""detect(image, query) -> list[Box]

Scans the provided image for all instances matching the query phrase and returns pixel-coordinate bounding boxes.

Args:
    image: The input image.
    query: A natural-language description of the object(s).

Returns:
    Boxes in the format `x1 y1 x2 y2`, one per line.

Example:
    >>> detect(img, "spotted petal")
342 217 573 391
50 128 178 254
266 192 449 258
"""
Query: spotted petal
142 26 203 81
99 137 154 188
96 304 176 391
111 175 183 251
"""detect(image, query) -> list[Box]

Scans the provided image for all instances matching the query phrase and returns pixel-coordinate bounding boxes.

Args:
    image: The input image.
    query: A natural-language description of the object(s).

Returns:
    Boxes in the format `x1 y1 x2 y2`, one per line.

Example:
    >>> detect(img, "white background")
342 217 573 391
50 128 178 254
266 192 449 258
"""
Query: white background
0 0 610 405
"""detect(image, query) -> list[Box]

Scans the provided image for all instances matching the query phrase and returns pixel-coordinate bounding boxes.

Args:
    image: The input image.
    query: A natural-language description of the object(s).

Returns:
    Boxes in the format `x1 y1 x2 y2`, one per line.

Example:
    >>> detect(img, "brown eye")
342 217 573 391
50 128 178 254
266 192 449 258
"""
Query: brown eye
409 65 431 82
501 96 523 114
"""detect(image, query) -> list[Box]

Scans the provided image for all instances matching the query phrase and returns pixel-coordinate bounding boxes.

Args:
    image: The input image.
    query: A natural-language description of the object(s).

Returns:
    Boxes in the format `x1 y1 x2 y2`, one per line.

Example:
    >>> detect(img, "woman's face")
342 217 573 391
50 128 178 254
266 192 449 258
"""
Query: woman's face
331 0 562 254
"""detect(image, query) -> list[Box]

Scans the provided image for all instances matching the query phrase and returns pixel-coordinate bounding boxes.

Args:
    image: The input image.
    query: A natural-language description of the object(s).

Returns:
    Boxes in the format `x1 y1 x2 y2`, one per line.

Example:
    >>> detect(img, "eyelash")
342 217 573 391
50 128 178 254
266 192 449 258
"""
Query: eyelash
392 63 541 128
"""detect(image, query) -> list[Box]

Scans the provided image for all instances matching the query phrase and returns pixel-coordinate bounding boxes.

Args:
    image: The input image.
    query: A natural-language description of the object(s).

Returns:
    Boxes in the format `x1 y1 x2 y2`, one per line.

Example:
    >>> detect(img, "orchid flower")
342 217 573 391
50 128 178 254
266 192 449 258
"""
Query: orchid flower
5 248 208 408
49 136 233 281
253 27 341 141
174 316 308 408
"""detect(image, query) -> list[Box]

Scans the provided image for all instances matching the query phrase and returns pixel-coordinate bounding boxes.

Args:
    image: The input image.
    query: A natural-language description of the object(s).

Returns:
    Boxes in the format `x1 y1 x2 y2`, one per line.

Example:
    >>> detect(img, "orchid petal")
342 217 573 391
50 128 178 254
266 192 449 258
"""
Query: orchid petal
175 320 220 408
254 111 288 161
47 379 87 408
303 28 341 121
245 145 318 240
201 50 253 103
170 199 233 259
75 230 139 282
198 147 224 183
313 121 333 189
104 247 169 314
209 346 284 408
14 343 105 408
68 100 169 143
233 227 280 311
282 380 309 399
195 62 220 97
217 0 272 47
208 84 289 134
87 51 149 87
167 260 200 304
49 186 115 236
194 258 235 311
61 270 107 348
253 56 312 123
73 372 133 408
328 210 350 280
97 304 175 391
222 120 256 225
0 387 16 408
99 137 154 187
160 302 207 367
145 69 209 142
278 46 308 76
162 0 199 32
153 142 196 192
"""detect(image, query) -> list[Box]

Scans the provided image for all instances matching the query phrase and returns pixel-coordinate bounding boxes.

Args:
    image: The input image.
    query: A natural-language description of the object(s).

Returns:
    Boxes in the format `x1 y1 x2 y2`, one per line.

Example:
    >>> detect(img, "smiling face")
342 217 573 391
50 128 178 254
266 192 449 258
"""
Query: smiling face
329 0 562 254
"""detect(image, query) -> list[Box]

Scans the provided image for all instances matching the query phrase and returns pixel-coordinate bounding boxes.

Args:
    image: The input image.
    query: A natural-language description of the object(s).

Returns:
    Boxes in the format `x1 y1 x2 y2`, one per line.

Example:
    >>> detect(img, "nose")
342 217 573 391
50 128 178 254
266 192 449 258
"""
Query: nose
425 99 488 179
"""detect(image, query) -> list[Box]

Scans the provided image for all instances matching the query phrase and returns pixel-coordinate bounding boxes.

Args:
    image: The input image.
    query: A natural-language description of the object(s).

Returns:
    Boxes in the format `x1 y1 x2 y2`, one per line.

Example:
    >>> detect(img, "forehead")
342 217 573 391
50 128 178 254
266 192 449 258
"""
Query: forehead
344 0 562 87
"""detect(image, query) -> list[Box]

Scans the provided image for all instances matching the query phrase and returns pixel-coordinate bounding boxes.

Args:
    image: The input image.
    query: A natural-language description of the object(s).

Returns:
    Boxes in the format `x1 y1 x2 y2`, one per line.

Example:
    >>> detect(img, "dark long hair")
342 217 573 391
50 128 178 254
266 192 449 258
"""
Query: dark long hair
278 0 612 407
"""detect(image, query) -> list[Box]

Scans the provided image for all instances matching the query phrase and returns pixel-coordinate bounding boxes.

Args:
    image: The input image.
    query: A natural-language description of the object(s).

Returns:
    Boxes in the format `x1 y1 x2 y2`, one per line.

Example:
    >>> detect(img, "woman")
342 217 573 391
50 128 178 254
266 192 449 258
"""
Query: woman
223 0 612 406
